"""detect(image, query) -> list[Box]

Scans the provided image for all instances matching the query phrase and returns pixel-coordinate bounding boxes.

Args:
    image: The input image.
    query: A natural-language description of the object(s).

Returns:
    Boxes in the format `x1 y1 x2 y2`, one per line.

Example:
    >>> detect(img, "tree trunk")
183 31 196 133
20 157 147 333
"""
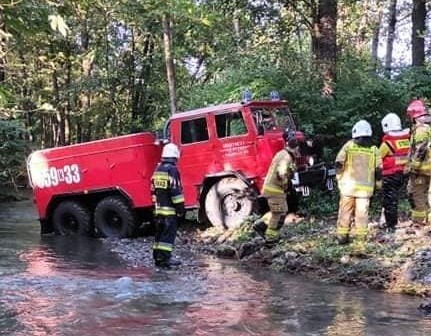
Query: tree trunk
311 0 338 97
0 10 6 83
412 0 426 67
385 0 397 75
371 0 384 63
162 14 177 114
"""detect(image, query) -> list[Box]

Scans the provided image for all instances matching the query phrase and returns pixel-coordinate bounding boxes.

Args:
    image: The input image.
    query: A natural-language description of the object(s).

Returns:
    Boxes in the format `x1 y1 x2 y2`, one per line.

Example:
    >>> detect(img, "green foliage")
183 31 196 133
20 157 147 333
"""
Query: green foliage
0 120 29 188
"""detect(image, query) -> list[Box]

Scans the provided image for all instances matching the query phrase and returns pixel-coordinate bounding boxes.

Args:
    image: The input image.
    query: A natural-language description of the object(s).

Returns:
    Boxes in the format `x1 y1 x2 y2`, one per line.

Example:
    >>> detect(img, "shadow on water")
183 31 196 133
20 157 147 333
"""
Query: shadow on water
0 201 431 335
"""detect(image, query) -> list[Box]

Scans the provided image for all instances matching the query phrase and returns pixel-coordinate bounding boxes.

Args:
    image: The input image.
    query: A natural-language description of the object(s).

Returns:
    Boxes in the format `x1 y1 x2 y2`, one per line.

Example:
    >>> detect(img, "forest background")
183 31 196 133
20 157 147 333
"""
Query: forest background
0 0 430 192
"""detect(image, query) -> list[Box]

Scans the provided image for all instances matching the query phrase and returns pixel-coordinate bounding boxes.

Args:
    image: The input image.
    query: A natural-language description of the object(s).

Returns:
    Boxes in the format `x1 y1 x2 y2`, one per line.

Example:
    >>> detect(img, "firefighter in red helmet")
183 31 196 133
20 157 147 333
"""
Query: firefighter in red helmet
406 99 431 230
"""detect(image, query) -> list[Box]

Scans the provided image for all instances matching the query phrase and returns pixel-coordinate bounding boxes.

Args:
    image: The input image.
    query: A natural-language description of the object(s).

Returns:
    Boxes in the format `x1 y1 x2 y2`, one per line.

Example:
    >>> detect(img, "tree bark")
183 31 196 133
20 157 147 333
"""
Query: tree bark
0 9 6 83
385 0 397 75
162 14 177 114
371 0 384 63
311 0 338 97
412 0 426 67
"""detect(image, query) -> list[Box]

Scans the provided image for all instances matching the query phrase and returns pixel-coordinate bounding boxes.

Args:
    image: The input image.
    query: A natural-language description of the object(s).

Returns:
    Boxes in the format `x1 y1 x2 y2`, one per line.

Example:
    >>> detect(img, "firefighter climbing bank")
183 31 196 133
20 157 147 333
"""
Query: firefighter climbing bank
151 143 184 268
335 120 382 246
253 129 299 244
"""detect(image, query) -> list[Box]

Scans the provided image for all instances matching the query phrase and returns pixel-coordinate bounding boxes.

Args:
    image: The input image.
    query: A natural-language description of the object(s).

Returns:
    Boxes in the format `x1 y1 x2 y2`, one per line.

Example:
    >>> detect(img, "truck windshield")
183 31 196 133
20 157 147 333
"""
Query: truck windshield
252 107 296 133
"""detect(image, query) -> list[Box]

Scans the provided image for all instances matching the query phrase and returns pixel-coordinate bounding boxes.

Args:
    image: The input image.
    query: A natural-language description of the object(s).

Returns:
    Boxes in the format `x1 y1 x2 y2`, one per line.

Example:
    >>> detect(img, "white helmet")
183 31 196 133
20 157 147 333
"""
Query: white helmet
161 143 180 159
381 113 402 133
352 120 372 138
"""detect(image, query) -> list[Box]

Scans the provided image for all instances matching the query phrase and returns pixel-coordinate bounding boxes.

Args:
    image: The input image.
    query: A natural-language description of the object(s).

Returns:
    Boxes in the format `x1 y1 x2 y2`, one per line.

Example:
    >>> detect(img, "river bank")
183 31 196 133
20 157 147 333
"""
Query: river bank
105 207 431 300
2 188 431 299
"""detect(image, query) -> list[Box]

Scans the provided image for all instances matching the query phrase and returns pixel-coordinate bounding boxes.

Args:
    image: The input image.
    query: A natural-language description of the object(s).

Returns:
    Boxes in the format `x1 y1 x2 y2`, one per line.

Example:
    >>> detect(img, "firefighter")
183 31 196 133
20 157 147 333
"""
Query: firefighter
379 113 410 232
335 120 382 246
253 128 299 244
406 99 431 228
151 143 185 268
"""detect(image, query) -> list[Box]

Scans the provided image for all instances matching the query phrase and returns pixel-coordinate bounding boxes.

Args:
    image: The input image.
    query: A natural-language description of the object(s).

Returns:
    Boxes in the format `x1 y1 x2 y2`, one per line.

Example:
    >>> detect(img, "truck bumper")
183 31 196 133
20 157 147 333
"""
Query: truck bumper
292 163 336 195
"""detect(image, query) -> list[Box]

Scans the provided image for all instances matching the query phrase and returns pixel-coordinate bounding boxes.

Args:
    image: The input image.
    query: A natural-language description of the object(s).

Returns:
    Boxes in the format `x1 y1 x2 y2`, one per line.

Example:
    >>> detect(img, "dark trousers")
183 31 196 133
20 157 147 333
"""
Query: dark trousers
382 172 405 228
153 216 178 262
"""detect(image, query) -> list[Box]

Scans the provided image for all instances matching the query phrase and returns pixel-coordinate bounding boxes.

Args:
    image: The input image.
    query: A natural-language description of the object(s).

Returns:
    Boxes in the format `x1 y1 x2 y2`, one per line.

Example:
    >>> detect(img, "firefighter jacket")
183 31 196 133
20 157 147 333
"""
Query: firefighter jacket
335 140 382 198
262 147 296 197
151 159 185 217
380 129 410 176
408 124 431 176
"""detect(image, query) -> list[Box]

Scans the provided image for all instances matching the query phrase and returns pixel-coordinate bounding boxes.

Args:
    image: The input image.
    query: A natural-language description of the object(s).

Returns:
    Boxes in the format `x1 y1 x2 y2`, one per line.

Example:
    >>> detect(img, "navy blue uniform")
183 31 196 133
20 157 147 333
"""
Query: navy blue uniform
151 159 185 265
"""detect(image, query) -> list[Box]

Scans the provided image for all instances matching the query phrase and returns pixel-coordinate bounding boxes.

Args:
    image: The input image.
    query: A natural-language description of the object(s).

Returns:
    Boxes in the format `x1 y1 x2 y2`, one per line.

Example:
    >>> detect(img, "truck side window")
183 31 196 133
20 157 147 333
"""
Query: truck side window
215 111 247 138
181 117 209 144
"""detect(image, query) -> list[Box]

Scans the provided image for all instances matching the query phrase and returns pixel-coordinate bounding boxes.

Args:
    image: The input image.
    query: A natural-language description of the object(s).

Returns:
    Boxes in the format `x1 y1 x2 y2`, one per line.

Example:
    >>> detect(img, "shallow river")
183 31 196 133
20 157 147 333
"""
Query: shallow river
0 201 430 336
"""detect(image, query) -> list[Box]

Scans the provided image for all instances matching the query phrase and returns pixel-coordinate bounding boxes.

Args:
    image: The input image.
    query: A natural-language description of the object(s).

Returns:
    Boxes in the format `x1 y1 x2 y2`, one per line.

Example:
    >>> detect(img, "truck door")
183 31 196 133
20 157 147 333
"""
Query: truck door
176 116 216 207
213 110 256 176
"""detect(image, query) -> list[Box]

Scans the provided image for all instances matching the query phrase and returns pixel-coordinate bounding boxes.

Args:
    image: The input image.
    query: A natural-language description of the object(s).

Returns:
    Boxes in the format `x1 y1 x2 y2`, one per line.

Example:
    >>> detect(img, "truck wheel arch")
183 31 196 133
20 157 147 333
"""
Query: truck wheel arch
199 172 259 229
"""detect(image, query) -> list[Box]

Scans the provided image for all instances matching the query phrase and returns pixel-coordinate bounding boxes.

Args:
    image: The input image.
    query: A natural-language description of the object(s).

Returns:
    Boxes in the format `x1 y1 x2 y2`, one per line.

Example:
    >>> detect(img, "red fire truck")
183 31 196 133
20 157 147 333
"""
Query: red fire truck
27 93 335 238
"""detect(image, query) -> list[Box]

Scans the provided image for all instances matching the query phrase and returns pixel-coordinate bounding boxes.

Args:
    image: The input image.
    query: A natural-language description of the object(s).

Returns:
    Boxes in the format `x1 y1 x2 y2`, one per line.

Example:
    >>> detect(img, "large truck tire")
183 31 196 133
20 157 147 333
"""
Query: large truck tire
52 200 92 236
94 196 136 238
204 177 255 229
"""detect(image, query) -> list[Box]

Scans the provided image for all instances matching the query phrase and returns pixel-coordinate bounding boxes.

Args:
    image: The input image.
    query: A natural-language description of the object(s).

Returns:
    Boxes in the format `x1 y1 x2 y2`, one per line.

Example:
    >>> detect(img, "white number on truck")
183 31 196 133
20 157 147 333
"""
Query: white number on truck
35 164 81 188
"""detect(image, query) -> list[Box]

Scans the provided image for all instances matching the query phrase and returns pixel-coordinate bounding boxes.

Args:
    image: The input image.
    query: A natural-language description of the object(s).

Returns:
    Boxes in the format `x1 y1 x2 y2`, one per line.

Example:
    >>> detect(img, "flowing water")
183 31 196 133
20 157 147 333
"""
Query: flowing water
0 201 430 336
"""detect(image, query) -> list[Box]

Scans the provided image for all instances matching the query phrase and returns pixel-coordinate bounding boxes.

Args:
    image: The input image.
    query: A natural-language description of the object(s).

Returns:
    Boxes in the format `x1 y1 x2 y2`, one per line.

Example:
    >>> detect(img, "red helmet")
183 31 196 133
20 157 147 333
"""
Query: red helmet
407 99 428 120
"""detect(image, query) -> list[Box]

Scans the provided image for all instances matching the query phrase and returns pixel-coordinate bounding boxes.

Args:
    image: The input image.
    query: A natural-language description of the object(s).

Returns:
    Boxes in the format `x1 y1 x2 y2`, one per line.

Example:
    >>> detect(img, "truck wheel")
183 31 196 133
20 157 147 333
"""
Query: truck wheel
204 177 255 229
52 201 91 236
94 196 135 238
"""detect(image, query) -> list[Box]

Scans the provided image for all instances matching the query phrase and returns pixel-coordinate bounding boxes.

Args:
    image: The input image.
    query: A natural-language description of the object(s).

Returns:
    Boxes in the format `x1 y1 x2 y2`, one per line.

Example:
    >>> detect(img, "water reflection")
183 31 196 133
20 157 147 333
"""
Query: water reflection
0 201 430 335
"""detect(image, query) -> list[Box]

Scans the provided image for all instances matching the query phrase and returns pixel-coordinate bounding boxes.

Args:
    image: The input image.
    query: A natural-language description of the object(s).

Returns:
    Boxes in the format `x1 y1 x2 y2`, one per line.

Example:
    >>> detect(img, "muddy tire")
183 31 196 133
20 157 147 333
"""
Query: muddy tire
94 196 136 238
52 201 92 236
204 177 256 229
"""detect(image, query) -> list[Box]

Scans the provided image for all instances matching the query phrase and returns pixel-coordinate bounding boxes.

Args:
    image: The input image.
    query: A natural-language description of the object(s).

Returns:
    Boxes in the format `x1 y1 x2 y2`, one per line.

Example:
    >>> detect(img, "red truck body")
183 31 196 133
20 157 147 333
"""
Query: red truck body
28 98 333 237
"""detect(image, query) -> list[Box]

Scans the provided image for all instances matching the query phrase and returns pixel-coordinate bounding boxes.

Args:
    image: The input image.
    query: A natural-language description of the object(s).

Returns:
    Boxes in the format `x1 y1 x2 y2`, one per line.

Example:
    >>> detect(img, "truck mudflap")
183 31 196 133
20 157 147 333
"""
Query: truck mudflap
291 162 336 196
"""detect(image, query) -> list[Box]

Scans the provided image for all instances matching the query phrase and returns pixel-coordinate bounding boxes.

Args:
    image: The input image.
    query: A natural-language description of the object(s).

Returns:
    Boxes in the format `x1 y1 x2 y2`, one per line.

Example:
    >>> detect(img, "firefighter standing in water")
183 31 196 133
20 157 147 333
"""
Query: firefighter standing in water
379 113 410 232
406 99 431 229
335 120 382 246
151 143 185 268
253 129 299 244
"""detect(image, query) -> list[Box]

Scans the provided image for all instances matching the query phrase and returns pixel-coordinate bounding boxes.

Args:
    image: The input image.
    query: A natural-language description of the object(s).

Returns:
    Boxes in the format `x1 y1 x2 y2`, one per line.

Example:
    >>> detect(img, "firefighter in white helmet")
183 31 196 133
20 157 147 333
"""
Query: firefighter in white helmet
335 120 382 248
379 113 410 232
151 143 185 268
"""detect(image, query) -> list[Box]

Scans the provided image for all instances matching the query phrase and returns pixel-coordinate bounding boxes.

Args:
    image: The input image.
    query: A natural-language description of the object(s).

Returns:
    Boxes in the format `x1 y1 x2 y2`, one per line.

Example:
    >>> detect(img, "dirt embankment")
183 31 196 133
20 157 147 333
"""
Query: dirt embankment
104 210 431 299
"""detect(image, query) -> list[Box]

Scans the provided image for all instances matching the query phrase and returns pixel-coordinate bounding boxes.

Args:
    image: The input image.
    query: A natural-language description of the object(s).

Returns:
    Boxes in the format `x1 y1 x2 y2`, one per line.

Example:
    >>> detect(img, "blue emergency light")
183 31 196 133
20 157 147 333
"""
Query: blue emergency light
270 90 280 100
241 89 253 102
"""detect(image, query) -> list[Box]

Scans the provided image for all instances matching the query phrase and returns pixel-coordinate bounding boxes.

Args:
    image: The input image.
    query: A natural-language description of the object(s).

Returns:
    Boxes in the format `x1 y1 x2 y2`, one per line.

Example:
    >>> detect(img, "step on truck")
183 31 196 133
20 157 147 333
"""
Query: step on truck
27 92 335 238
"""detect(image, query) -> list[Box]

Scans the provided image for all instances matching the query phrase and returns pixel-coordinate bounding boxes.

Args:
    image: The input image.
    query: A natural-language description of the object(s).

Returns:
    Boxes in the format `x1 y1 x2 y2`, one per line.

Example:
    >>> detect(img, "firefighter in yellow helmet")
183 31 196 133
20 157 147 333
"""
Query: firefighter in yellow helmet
253 129 299 245
335 120 382 246
406 99 431 228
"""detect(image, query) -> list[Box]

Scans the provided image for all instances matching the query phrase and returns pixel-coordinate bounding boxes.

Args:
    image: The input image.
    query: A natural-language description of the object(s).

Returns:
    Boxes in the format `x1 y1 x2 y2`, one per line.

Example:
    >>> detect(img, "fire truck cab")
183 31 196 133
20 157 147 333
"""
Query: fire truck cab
27 92 335 237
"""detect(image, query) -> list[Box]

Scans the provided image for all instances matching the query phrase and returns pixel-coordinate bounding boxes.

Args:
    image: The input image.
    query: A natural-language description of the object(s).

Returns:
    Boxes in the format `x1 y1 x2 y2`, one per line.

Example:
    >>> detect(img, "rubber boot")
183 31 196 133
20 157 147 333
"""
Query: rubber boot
252 218 268 239
336 234 349 245
264 228 280 247
155 250 181 268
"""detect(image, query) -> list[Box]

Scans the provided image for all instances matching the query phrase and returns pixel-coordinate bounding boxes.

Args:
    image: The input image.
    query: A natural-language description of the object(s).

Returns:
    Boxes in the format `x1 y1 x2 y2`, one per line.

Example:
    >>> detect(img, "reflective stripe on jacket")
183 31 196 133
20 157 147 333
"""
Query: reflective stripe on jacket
336 140 382 197
151 160 185 217
380 129 410 176
262 147 296 197
409 124 431 176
